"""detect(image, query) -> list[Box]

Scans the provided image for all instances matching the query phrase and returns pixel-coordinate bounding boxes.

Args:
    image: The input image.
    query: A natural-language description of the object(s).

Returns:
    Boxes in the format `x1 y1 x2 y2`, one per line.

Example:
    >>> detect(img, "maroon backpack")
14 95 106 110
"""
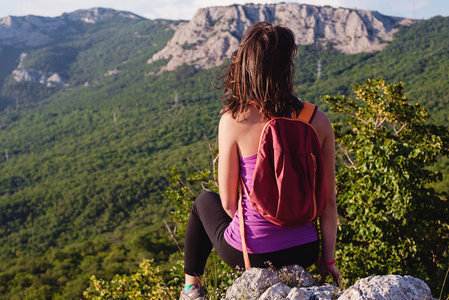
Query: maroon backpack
238 101 327 269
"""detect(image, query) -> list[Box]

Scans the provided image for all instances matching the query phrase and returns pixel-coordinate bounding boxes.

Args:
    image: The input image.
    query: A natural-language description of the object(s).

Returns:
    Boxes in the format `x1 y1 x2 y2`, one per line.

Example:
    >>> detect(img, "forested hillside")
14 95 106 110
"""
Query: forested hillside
0 14 223 298
0 8 448 299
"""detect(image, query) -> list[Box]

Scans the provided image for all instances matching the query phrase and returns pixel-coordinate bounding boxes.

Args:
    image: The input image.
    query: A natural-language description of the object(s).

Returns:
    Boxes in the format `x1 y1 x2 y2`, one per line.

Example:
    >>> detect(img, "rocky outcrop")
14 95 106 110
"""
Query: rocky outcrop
104 69 120 77
12 69 67 87
225 266 437 300
0 8 141 48
225 266 340 300
148 3 417 72
339 275 436 300
12 52 67 87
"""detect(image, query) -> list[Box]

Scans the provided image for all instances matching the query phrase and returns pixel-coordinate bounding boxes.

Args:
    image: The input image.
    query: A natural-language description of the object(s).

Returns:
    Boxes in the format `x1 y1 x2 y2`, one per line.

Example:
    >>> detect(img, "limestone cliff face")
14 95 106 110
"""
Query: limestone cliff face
148 3 417 71
0 15 65 48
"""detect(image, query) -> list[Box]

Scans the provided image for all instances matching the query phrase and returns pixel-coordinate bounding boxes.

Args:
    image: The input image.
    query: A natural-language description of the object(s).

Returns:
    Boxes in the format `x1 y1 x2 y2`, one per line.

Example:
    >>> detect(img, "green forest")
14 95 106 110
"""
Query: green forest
0 12 448 299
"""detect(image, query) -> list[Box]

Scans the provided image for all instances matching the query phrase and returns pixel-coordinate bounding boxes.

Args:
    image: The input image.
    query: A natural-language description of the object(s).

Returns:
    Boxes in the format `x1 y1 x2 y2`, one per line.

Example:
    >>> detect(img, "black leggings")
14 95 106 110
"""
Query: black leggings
184 191 319 277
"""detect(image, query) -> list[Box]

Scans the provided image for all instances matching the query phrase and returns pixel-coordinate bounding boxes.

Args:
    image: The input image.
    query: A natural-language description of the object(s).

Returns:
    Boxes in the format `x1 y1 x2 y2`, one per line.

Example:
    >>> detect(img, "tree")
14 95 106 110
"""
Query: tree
324 78 449 296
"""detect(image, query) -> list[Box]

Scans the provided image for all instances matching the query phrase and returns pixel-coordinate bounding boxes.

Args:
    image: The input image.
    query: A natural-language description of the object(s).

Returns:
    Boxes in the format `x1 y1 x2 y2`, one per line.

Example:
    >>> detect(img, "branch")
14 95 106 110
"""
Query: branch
204 133 215 162
203 133 219 185
394 123 408 136
343 161 355 169
375 117 387 129
162 219 183 254
374 110 382 128
178 177 196 198
338 143 357 169
353 114 369 124
201 182 213 191
185 156 201 173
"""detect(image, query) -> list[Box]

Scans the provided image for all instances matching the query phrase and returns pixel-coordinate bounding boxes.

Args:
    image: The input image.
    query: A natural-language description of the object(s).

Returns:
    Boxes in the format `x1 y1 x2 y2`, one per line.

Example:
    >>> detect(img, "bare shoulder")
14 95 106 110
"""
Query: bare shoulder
313 109 332 127
219 111 240 140
311 109 334 144
219 111 233 125
219 112 237 131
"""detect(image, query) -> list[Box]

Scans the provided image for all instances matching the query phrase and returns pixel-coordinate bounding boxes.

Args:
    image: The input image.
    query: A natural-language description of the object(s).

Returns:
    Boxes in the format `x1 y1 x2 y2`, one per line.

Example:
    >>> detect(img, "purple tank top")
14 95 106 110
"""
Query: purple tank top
224 153 319 253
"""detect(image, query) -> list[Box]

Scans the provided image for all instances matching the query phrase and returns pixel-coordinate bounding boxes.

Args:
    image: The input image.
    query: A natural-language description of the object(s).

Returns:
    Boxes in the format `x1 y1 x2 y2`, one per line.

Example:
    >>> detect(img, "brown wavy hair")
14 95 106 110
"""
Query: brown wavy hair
218 22 301 118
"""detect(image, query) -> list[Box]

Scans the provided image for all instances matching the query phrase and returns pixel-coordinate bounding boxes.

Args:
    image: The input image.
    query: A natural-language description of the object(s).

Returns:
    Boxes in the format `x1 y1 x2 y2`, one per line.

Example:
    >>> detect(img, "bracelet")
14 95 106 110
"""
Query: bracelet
319 258 336 266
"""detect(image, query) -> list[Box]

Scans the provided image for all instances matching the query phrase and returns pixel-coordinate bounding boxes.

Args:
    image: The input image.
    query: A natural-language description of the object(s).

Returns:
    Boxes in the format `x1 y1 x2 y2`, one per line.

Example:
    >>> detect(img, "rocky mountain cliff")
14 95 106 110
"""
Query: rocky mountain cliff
148 3 417 71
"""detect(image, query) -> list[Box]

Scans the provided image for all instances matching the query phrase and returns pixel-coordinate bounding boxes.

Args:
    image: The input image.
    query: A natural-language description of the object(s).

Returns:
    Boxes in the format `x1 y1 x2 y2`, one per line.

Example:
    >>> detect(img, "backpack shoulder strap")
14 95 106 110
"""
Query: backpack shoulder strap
238 178 251 270
293 102 317 123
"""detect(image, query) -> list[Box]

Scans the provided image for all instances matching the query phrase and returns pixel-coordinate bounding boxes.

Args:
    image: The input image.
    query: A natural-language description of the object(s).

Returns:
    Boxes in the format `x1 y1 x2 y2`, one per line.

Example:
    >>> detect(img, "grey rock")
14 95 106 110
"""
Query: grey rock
286 287 310 300
148 3 417 72
259 282 292 299
224 267 436 300
338 275 436 300
225 268 281 299
225 265 340 300
12 69 67 87
304 283 341 299
274 265 318 288
17 52 29 69
46 73 66 87
104 69 120 77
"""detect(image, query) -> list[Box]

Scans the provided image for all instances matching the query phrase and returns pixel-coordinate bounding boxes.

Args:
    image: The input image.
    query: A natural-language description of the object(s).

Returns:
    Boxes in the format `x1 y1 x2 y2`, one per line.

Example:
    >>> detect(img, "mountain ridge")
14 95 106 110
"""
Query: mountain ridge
0 7 143 48
1 4 417 75
148 3 417 71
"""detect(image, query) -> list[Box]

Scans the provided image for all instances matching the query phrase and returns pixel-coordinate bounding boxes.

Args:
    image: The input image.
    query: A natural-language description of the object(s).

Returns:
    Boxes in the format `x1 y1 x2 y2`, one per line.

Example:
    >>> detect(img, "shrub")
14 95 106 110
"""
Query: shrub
324 78 449 297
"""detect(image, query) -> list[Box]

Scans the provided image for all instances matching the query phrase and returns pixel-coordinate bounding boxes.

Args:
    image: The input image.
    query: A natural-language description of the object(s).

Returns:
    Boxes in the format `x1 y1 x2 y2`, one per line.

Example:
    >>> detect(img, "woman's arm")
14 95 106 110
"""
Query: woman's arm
218 113 240 218
313 111 341 287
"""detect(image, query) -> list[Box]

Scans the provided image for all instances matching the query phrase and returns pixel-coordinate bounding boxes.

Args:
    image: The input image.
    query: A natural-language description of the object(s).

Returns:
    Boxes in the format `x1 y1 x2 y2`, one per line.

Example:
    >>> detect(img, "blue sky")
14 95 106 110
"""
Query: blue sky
0 0 448 20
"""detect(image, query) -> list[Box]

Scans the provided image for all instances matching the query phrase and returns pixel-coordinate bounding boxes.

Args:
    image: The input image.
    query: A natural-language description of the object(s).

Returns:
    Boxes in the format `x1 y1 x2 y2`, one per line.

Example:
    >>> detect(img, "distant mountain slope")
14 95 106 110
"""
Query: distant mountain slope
0 21 220 299
0 8 142 48
0 8 184 112
149 3 417 71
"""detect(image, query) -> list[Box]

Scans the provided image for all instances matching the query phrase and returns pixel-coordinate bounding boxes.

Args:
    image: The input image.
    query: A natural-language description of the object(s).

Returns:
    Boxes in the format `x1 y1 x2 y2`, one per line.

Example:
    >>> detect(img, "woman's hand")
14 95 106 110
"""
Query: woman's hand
319 262 341 288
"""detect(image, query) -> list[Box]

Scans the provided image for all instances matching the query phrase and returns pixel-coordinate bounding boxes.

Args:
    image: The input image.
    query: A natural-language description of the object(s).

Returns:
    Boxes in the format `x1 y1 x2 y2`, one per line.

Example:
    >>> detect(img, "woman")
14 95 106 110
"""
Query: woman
180 22 340 300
